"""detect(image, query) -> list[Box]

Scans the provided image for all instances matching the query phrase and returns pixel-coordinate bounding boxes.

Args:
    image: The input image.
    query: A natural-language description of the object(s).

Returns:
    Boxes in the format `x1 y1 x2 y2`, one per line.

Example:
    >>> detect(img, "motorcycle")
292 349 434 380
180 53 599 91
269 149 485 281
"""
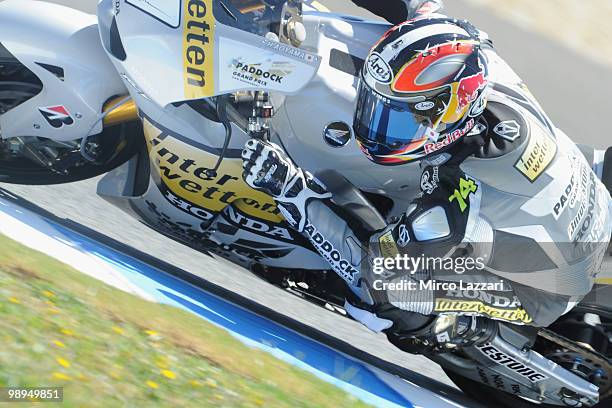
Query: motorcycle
0 0 611 406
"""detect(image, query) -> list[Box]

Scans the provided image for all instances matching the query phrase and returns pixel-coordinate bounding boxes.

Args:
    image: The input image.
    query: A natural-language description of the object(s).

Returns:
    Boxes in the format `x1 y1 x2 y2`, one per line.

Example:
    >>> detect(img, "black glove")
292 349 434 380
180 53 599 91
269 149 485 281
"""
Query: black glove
241 139 331 231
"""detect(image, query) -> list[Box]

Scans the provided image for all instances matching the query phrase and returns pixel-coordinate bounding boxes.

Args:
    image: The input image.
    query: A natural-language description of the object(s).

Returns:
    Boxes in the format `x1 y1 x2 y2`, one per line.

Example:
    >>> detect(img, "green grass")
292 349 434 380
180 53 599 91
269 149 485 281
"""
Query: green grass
0 234 371 407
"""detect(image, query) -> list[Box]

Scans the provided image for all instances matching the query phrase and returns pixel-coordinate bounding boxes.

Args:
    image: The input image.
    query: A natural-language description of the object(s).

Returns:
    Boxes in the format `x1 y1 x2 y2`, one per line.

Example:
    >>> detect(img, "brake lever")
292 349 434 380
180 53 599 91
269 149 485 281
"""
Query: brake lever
204 95 233 179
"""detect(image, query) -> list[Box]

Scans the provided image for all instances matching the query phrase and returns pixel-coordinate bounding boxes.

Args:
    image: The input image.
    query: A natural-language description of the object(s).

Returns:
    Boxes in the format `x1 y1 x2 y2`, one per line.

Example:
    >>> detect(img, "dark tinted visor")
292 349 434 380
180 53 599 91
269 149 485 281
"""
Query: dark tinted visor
353 82 450 150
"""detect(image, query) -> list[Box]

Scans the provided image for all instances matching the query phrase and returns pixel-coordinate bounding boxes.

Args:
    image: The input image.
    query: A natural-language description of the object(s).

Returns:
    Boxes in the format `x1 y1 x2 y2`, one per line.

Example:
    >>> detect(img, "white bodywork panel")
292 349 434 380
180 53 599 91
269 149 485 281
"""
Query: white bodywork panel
0 0 127 141
105 0 321 107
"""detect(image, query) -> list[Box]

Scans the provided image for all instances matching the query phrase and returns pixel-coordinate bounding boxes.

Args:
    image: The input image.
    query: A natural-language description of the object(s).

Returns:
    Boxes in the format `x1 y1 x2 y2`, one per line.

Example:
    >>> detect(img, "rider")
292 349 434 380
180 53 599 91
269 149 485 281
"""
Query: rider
241 0 612 352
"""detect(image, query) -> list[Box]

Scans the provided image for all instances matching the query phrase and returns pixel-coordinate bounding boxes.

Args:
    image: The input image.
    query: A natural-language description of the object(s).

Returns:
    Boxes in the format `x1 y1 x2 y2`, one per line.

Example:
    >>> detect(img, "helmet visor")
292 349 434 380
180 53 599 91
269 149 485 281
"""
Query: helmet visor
353 82 451 155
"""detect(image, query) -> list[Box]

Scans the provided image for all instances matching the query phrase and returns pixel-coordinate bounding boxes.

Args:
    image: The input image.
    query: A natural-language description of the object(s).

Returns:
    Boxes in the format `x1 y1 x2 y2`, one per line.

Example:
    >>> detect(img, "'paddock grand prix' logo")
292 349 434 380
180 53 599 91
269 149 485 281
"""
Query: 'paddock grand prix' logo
38 106 74 128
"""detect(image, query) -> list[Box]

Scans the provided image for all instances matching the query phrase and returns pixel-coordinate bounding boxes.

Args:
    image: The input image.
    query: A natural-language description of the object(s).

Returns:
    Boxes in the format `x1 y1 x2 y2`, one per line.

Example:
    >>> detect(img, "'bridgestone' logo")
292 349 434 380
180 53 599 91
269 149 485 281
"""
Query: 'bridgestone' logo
183 0 215 98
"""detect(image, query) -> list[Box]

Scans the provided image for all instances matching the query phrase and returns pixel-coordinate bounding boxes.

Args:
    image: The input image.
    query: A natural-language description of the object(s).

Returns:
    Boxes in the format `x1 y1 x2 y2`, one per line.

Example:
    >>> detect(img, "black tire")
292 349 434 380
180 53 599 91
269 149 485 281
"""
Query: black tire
0 120 143 185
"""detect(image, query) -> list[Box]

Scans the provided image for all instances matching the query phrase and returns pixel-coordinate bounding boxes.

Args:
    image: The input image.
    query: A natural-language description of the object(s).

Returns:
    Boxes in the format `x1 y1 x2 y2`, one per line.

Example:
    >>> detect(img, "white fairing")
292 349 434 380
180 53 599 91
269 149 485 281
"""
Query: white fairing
103 0 321 107
0 0 127 141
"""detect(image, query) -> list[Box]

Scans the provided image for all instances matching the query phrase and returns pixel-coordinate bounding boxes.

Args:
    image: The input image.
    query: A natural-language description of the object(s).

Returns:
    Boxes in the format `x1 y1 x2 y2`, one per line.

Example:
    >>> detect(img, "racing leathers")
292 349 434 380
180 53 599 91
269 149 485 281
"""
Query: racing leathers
242 4 612 353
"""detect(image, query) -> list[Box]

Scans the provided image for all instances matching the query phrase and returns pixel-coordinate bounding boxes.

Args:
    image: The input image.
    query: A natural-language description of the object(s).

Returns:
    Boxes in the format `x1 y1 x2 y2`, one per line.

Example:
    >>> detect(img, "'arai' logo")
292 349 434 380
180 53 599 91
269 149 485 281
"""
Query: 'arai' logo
366 53 393 84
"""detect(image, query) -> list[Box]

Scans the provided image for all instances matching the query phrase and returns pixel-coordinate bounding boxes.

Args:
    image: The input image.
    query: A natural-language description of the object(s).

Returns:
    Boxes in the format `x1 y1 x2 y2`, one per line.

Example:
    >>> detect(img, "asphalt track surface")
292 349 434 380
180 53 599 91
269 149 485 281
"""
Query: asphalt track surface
1 0 611 406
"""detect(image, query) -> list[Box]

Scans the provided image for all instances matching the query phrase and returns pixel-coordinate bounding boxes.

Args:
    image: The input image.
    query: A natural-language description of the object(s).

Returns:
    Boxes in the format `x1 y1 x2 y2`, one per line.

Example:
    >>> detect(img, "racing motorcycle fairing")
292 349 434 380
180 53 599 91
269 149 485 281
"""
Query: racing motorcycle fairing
0 0 128 141
98 0 322 107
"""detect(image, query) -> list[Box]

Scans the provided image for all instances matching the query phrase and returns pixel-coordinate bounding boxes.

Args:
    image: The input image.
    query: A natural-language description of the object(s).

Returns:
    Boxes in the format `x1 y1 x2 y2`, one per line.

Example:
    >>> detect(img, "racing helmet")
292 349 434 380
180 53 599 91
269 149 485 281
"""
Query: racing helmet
354 17 490 165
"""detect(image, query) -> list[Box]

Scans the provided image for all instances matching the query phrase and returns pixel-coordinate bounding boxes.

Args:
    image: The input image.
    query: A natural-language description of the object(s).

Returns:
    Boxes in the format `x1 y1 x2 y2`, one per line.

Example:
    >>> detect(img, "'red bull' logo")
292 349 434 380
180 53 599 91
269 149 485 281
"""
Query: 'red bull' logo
456 71 487 112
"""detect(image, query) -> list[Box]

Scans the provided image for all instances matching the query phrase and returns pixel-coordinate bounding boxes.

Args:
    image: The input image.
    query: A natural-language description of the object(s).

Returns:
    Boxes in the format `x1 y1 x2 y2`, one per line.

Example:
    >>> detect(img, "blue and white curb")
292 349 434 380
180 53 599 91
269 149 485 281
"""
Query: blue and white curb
0 188 467 408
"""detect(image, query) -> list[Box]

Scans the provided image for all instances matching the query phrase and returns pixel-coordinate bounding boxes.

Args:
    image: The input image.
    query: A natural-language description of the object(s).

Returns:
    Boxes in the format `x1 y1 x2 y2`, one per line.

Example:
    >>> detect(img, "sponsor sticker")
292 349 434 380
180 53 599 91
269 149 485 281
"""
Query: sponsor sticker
323 121 352 147
424 118 475 155
435 289 533 323
366 52 393 84
468 93 487 117
230 59 293 88
434 299 534 324
379 230 399 259
467 121 487 136
568 170 608 243
183 0 215 99
38 106 74 128
493 120 521 142
223 206 294 242
143 117 283 224
514 131 557 182
553 175 576 220
261 38 318 63
415 101 435 111
476 343 548 382
420 167 439 195
304 222 359 285
457 71 488 112
396 224 410 247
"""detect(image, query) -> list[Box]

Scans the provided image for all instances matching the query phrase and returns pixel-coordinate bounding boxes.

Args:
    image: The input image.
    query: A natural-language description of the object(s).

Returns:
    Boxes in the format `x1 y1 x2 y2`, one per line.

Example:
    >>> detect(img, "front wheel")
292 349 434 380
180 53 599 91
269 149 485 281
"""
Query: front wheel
0 120 143 185
0 45 143 185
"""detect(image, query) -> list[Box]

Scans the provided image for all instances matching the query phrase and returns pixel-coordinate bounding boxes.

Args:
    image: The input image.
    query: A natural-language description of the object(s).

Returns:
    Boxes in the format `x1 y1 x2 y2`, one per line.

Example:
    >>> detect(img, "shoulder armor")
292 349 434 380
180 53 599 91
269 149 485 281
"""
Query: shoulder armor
412 206 451 241
475 101 528 159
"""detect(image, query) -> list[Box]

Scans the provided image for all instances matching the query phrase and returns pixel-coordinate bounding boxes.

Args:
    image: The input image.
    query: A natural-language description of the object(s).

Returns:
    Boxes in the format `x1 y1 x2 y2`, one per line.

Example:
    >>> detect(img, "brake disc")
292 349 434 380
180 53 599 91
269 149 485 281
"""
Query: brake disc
539 327 612 400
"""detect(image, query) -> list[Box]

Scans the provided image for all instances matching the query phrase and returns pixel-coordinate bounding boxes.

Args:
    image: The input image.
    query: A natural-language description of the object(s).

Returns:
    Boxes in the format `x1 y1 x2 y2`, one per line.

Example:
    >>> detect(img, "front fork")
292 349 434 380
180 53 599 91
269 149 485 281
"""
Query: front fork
102 96 138 128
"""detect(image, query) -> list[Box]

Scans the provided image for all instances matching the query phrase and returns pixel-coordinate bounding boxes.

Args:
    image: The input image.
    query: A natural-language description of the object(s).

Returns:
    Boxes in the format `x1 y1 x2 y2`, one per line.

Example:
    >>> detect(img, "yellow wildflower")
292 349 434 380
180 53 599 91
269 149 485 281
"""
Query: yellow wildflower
146 380 159 389
52 372 71 381
60 329 74 336
189 380 202 387
56 357 71 368
112 326 124 335
8 297 20 304
145 330 158 336
206 378 218 388
42 290 55 298
214 394 224 401
53 340 65 348
161 369 176 379
253 398 265 407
